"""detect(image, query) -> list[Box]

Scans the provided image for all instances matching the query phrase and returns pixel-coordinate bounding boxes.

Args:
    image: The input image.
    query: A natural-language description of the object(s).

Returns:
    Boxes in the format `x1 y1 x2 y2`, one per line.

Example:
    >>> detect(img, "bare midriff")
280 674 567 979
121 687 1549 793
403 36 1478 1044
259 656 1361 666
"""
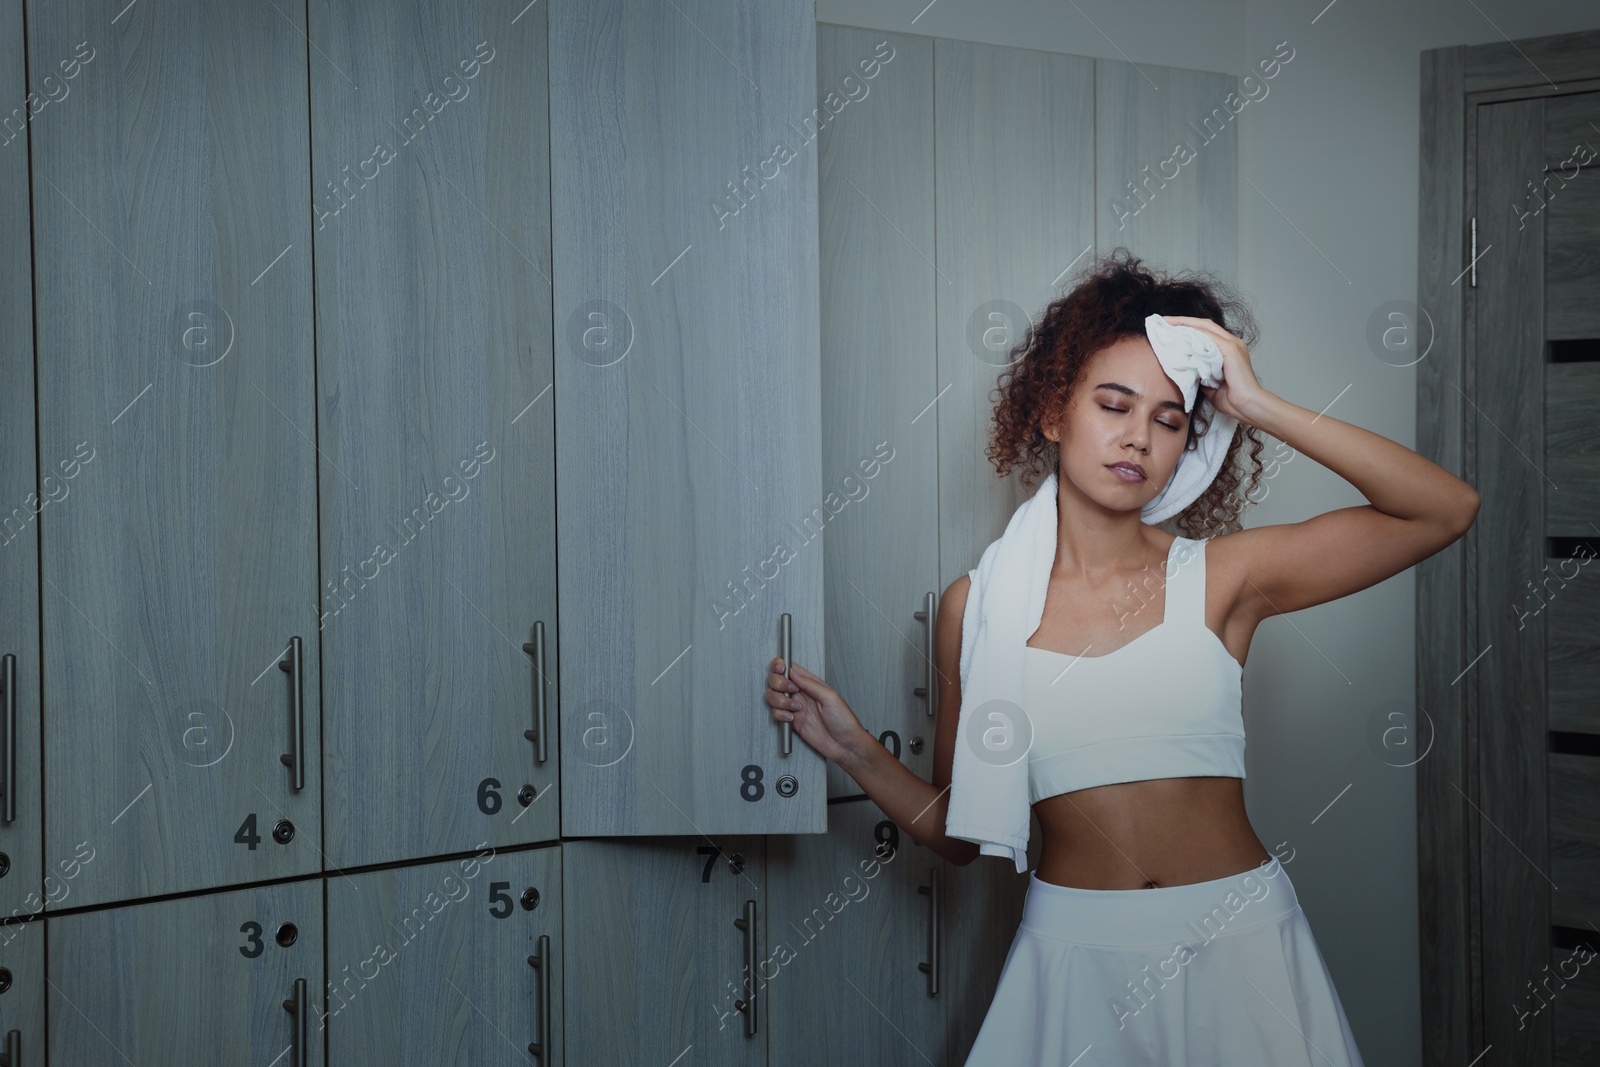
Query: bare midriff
1032 775 1270 889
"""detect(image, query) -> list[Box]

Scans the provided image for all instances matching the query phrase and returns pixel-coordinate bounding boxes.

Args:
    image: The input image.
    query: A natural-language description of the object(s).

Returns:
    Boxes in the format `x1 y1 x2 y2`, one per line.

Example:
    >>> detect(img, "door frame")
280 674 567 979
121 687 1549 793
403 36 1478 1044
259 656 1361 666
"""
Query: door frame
1417 27 1600 1067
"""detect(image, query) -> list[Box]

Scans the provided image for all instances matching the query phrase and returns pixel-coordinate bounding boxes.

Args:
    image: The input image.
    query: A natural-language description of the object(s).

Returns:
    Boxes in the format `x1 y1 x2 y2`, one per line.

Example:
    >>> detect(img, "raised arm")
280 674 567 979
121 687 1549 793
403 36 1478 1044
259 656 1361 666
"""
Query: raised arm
1213 392 1479 623
1162 314 1479 623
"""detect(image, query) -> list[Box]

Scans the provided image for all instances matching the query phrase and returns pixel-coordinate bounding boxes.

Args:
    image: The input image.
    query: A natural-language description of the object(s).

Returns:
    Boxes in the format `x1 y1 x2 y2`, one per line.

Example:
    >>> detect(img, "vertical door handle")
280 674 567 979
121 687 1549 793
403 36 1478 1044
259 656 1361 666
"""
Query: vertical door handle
917 866 941 995
277 637 304 791
778 614 793 755
912 592 936 717
1 653 14 822
0 1026 19 1065
733 899 758 1036
526 932 552 1061
521 621 548 763
281 975 307 1067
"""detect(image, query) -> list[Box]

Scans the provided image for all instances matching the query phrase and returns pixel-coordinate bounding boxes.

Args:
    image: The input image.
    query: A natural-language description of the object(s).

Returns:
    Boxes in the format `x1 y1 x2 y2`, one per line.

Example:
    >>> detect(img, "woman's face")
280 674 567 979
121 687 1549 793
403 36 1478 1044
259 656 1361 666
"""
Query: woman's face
1048 334 1192 511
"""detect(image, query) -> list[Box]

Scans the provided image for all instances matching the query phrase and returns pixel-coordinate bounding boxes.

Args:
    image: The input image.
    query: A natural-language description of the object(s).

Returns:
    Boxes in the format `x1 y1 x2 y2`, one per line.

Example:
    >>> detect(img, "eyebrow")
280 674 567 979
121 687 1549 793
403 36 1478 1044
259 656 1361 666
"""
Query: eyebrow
1093 381 1188 414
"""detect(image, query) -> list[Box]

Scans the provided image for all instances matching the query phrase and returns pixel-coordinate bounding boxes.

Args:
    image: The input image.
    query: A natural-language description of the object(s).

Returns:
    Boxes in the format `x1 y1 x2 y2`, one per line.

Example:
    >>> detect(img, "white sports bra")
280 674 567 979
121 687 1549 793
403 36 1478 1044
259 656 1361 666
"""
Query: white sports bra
1023 535 1245 804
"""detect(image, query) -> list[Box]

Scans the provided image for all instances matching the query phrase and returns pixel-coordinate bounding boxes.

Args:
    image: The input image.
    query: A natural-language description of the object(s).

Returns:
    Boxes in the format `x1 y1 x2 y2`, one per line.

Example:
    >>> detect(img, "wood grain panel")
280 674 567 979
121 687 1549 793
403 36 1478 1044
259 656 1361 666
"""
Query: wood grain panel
1549 753 1600 929
310 0 559 870
564 837 765 1066
31 0 320 908
1096 60 1240 290
815 25 937 800
1416 41 1475 1067
0 0 43 923
1474 95 1554 1064
551 0 825 836
1465 29 1600 95
48 877 323 1063
767 798 944 1066
326 844 562 1065
1544 100 1600 341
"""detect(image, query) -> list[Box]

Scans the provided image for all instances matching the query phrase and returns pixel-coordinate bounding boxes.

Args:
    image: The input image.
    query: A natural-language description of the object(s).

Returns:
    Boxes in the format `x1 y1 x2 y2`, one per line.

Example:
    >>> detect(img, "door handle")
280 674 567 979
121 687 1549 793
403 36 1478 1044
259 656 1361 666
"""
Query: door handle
2 653 14 822
912 592 936 717
277 637 304 791
733 899 758 1036
527 932 552 1061
778 614 793 755
281 975 307 1066
521 621 548 764
917 866 941 995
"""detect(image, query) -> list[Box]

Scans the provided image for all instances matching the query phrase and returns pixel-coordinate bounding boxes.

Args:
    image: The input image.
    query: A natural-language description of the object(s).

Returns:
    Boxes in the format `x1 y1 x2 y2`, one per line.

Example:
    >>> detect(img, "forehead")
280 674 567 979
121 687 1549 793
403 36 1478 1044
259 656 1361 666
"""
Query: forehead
1078 335 1184 405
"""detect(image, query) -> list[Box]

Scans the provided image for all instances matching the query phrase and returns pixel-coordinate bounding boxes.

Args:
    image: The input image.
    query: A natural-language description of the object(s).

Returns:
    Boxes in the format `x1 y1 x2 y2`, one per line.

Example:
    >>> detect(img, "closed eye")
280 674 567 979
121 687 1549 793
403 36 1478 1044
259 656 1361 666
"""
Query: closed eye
1099 403 1183 432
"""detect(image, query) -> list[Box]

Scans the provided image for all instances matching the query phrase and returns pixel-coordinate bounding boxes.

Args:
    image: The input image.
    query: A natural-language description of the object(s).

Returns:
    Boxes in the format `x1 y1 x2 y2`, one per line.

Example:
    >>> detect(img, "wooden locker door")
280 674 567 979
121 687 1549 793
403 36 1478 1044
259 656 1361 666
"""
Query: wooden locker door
309 0 560 871
30 0 320 908
47 877 323 1064
564 837 766 1066
326 844 563 1065
0 915 44 1063
549 0 826 838
767 797 946 1066
0 0 42 925
1095 59 1240 289
815 25 938 803
931 39 1096 1066
1475 92 1600 1065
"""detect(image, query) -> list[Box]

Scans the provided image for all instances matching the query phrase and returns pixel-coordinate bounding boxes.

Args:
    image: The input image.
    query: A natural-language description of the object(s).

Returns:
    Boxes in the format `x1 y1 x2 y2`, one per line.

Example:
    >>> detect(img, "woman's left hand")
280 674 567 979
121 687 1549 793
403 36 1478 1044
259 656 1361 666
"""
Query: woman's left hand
1160 315 1269 425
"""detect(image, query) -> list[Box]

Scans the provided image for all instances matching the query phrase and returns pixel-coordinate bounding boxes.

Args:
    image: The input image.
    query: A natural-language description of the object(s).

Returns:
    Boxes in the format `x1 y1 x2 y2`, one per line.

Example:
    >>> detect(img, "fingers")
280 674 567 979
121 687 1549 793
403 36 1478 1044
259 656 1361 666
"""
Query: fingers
765 657 799 724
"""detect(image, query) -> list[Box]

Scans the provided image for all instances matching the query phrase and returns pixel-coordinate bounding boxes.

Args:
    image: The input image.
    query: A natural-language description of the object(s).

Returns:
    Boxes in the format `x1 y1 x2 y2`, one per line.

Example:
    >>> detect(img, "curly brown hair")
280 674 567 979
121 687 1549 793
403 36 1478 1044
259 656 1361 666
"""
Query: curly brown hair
986 248 1267 538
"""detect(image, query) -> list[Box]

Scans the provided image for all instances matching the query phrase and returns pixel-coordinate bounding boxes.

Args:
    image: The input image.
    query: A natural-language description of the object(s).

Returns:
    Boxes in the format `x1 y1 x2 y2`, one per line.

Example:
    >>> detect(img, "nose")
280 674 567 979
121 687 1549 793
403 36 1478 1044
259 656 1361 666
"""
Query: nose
1121 415 1150 454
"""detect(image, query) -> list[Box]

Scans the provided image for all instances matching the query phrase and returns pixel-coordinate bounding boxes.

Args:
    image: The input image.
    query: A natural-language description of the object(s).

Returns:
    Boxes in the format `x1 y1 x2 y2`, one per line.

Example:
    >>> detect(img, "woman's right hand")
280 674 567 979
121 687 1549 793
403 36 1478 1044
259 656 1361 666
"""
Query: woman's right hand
764 658 870 766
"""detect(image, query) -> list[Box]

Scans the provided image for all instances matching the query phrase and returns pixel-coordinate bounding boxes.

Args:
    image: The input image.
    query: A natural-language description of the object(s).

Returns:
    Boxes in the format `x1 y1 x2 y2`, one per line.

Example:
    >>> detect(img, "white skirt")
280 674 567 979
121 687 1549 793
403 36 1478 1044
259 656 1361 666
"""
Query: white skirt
963 857 1366 1066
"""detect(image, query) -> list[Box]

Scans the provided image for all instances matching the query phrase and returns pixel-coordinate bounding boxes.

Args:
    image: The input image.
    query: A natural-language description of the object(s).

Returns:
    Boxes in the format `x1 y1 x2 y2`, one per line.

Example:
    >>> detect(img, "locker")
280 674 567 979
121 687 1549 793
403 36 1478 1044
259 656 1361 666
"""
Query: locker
308 0 561 873
550 0 828 838
30 0 321 909
326 844 563 1065
47 878 323 1064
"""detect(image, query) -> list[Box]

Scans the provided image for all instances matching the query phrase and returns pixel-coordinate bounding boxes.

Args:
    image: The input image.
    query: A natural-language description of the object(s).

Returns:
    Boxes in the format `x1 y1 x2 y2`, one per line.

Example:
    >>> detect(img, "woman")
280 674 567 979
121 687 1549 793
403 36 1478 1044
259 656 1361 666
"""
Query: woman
764 252 1478 1064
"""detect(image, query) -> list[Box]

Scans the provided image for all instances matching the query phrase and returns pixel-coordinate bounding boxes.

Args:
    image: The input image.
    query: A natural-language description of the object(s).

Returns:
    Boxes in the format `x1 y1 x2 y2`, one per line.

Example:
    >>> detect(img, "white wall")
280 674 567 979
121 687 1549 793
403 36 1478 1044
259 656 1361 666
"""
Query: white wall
815 2 1600 1064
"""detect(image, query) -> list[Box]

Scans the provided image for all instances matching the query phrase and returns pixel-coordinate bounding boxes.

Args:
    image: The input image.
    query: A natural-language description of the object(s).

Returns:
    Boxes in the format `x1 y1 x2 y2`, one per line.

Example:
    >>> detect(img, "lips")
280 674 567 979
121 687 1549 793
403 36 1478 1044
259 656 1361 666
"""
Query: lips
1107 462 1146 480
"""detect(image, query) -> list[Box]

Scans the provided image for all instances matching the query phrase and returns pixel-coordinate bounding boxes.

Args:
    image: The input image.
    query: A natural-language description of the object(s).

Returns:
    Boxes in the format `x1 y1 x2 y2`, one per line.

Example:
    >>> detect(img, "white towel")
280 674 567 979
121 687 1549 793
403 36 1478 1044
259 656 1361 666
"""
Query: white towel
944 314 1240 871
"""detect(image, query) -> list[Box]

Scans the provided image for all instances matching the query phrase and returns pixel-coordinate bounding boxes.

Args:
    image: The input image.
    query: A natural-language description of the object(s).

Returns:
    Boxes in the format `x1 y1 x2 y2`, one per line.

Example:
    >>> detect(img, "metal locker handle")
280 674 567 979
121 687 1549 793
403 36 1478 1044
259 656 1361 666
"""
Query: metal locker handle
527 932 551 1060
912 592 936 717
2 653 14 822
277 637 304 791
917 867 941 995
733 899 758 1036
281 975 307 1067
779 614 793 755
521 621 548 763
0 1025 19 1065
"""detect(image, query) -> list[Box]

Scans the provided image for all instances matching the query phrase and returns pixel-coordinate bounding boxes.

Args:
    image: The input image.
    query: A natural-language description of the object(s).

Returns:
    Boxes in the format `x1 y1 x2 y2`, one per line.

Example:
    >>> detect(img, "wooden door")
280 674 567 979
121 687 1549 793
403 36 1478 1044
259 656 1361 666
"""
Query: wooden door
309 0 560 872
0 0 42 925
564 837 766 1066
549 0 825 838
30 0 320 908
816 24 938 802
0 916 44 1064
767 796 946 1066
326 844 563 1065
48 878 323 1064
1474 90 1600 1065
